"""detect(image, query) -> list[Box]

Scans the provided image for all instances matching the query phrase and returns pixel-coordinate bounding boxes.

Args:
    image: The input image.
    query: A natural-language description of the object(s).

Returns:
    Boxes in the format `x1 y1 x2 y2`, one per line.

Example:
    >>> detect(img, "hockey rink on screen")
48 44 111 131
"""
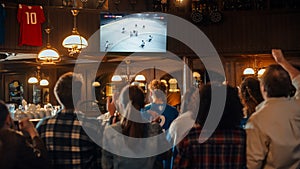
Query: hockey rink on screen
100 17 167 52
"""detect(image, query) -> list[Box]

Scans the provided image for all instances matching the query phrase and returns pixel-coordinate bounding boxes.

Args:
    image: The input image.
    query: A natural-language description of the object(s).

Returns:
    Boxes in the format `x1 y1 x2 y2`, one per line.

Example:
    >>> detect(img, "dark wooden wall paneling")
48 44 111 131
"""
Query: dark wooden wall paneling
200 10 300 54
0 2 300 104
0 5 299 55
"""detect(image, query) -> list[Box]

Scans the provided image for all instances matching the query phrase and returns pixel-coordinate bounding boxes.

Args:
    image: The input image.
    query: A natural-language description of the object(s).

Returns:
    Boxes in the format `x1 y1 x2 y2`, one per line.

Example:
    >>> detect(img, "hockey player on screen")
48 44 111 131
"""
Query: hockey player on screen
140 40 145 48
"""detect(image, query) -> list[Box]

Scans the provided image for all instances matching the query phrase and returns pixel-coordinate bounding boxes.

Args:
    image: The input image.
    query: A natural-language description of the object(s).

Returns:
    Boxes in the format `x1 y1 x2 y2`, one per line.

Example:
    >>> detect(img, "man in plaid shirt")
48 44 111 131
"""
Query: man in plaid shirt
37 72 102 169
173 85 246 169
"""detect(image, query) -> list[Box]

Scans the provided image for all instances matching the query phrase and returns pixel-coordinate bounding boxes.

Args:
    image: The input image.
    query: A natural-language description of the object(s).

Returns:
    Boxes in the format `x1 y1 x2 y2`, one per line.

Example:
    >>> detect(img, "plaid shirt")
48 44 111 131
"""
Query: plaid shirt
37 110 102 169
173 124 246 169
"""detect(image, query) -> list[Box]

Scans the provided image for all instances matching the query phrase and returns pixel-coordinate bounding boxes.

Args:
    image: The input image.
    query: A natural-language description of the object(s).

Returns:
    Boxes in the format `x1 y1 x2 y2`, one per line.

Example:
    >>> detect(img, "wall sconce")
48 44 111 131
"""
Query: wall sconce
193 71 201 87
169 78 179 92
193 72 200 78
28 66 49 86
37 28 60 64
62 9 88 56
106 83 115 97
92 81 101 87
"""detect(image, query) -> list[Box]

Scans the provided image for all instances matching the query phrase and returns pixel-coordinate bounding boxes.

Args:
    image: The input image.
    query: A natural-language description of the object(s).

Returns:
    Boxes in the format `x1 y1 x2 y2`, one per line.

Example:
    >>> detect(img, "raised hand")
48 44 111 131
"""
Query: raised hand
271 49 300 79
272 49 285 64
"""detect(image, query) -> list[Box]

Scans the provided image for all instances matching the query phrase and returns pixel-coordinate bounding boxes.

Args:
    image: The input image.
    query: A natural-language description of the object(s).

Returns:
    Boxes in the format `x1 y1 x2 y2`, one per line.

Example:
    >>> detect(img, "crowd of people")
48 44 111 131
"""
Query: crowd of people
1 49 300 169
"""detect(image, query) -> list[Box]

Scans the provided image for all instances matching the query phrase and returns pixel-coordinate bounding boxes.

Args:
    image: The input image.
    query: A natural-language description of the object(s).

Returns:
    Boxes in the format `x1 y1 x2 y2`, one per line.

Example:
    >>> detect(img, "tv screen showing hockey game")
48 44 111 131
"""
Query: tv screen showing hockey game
100 13 167 52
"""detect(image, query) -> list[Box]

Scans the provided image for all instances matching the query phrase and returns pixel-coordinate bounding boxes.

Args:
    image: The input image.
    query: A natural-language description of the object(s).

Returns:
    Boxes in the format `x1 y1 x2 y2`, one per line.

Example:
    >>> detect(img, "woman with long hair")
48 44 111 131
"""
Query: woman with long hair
239 77 264 128
102 85 170 169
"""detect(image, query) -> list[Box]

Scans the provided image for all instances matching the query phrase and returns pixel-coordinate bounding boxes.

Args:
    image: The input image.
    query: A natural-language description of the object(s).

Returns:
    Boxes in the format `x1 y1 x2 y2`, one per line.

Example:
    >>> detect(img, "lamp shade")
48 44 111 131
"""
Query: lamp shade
193 72 201 78
62 34 88 49
134 75 146 81
257 68 266 77
39 79 49 86
28 77 38 84
37 48 60 62
111 75 122 82
243 68 255 75
92 81 101 87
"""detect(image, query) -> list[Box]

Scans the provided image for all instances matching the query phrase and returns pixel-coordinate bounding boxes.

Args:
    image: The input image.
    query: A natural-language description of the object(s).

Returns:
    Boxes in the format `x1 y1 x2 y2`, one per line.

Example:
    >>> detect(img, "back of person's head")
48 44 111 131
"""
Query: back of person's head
197 84 243 129
0 100 9 129
54 72 83 110
119 85 145 111
119 85 146 138
260 64 292 98
148 79 167 101
240 77 264 116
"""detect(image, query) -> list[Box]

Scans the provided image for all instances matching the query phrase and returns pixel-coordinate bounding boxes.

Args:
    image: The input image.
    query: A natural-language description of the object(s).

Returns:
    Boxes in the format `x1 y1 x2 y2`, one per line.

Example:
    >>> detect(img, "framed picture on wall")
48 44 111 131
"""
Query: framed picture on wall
42 88 50 104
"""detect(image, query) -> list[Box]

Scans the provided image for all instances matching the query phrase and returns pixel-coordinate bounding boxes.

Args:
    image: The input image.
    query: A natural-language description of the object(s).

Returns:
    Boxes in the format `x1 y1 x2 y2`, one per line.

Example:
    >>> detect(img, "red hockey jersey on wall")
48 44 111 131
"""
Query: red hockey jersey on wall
17 4 45 46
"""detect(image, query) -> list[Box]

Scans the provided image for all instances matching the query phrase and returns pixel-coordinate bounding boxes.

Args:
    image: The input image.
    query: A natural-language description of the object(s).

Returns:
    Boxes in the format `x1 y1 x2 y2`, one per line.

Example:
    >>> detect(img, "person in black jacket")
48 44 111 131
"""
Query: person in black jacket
0 100 49 169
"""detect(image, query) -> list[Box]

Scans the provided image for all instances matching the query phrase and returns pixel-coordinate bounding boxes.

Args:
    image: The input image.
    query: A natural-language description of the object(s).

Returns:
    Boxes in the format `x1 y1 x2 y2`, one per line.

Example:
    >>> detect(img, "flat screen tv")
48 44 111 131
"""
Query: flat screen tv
100 12 167 52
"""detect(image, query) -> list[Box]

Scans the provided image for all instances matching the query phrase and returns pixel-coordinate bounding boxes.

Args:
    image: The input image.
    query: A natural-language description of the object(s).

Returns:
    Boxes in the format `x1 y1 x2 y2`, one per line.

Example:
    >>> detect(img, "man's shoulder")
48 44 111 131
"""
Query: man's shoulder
245 107 269 131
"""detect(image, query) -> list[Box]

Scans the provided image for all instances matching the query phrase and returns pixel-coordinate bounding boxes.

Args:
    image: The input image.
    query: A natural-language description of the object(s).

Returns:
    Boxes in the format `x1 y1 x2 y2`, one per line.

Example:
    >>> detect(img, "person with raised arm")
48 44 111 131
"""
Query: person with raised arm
246 49 300 169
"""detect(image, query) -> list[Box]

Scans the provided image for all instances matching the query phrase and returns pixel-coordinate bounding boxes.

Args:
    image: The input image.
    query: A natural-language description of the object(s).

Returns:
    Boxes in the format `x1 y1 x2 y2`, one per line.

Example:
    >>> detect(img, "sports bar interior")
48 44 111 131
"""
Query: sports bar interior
0 0 299 127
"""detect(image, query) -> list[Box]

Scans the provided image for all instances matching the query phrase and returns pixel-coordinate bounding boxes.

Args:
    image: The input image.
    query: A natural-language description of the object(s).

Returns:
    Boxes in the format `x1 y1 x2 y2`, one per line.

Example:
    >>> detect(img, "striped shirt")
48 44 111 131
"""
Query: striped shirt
174 124 246 169
37 110 102 169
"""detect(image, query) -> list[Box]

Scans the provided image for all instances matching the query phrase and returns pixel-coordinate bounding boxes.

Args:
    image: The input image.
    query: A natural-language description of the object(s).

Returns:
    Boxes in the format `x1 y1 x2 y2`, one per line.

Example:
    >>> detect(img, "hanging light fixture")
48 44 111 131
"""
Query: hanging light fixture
243 56 255 75
37 28 60 64
37 1 60 64
28 77 38 84
62 9 88 56
28 66 49 86
243 55 265 76
40 79 49 86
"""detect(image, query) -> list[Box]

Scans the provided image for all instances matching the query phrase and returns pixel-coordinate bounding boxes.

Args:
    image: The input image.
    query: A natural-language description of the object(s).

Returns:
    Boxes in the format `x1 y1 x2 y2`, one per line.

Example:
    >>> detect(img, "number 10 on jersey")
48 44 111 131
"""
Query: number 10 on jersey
25 12 37 24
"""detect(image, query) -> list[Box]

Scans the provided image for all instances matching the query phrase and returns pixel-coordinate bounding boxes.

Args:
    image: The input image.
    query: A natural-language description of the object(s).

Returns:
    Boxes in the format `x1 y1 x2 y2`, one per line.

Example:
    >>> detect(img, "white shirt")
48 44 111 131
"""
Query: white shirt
167 111 196 145
246 75 300 169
